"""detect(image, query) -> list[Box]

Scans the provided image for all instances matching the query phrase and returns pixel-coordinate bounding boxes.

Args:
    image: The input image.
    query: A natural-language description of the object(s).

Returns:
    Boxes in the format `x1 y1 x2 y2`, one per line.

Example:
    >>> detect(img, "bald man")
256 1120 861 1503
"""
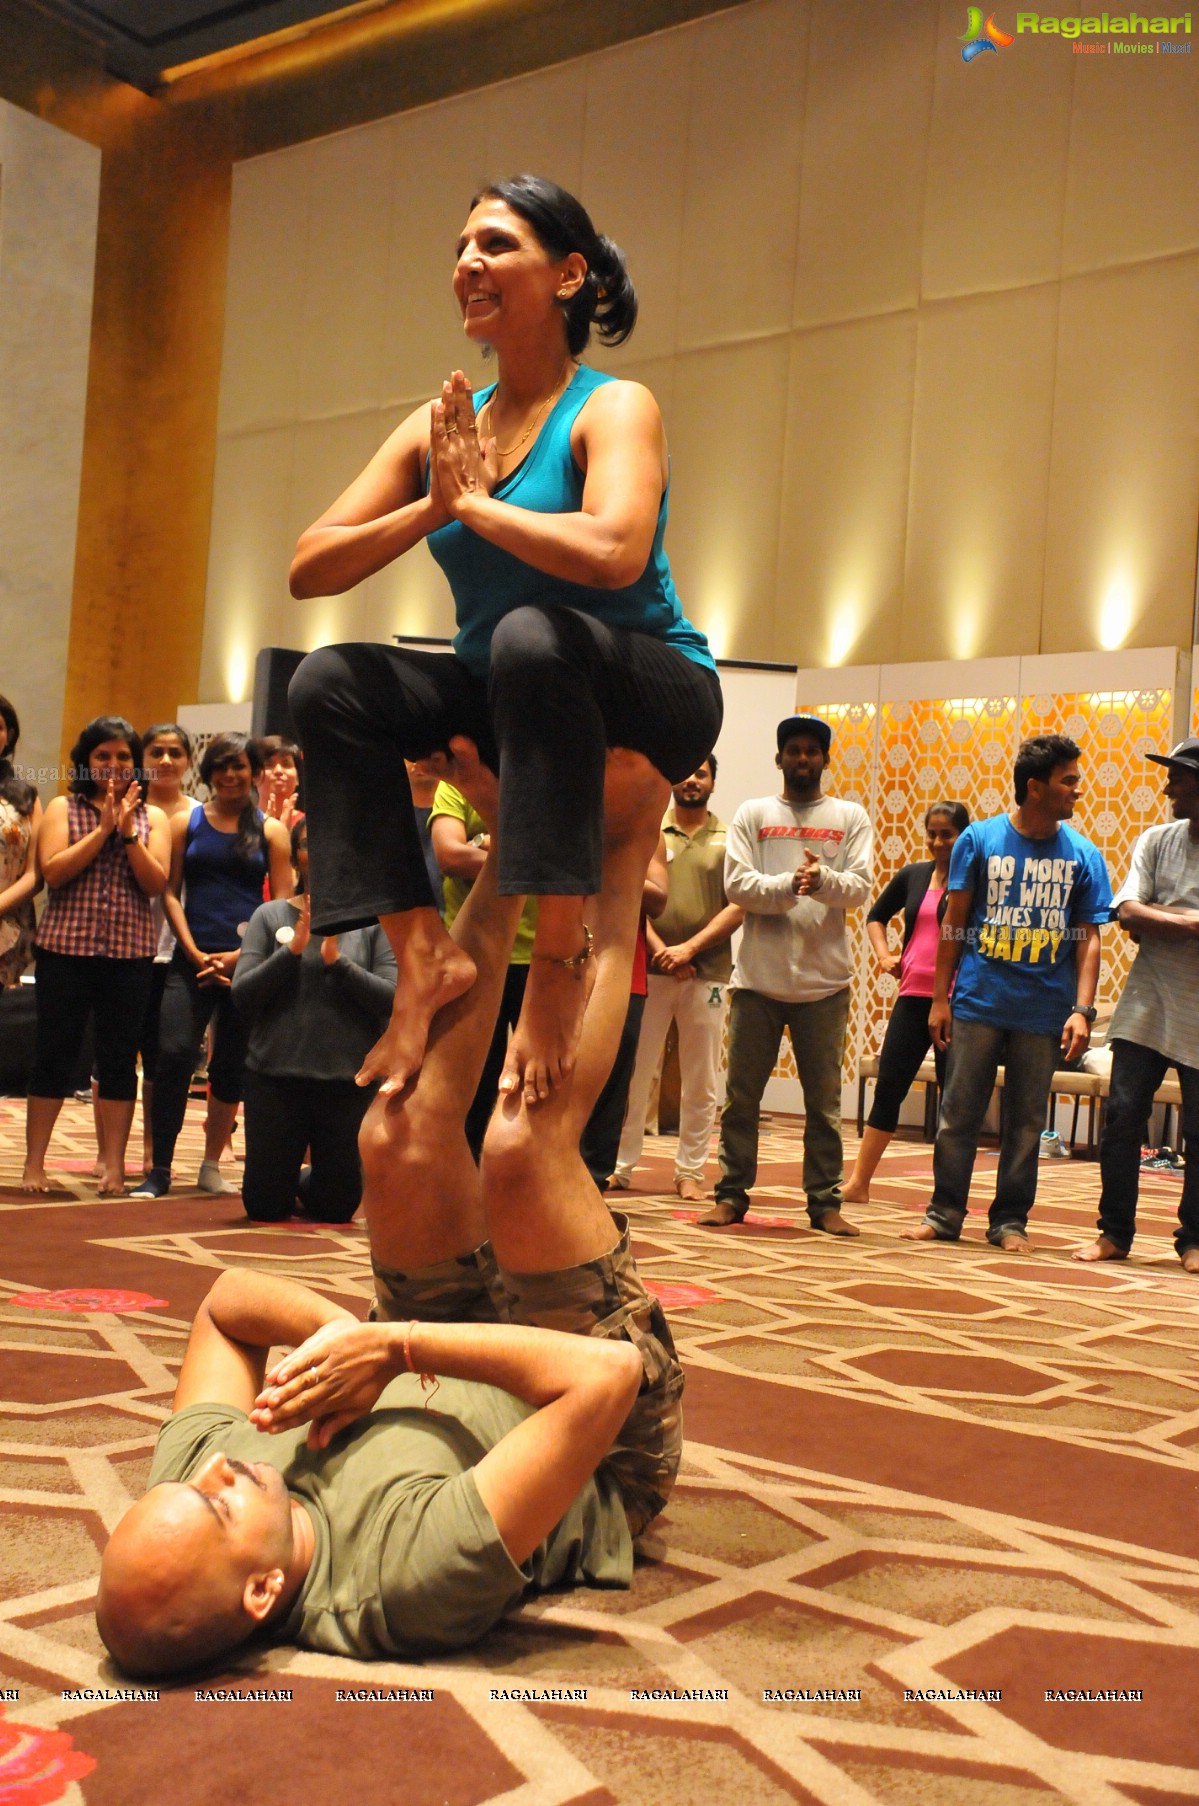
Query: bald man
98 750 682 1676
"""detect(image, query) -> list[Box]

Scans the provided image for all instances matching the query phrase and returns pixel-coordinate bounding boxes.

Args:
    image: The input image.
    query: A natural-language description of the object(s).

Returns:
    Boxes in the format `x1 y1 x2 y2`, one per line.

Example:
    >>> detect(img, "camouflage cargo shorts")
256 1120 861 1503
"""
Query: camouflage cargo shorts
371 1213 683 1537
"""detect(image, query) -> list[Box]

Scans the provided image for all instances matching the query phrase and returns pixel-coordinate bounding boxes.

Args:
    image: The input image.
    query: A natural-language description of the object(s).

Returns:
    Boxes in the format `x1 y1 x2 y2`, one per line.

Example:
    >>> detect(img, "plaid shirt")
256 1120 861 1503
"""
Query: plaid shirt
36 796 156 960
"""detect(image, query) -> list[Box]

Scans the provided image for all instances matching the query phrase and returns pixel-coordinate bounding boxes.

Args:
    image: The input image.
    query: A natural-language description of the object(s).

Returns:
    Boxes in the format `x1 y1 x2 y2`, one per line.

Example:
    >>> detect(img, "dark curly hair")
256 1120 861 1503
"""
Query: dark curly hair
69 717 142 797
0 693 36 816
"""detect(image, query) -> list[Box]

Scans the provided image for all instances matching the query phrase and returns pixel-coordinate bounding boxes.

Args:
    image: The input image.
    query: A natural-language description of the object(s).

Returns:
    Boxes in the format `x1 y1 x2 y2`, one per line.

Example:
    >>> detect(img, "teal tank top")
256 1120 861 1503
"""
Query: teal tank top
426 365 715 678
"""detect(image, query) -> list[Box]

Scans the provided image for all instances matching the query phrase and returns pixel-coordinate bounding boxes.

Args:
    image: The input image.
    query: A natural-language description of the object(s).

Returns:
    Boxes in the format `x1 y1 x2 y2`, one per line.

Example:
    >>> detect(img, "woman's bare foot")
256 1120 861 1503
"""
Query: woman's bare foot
901 1220 944 1241
357 913 477 1095
841 1178 871 1205
1073 1235 1127 1263
499 949 594 1104
19 1166 51 1193
97 1166 127 1197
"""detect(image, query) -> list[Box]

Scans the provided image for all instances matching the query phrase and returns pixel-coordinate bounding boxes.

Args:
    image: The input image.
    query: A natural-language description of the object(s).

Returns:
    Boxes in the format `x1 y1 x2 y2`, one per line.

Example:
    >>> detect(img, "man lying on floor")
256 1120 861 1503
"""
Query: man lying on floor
97 753 683 1677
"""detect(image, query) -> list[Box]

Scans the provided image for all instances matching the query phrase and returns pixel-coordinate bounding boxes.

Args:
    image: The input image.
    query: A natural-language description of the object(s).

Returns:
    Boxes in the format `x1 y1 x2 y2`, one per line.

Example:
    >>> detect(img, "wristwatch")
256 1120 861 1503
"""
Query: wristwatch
1072 1003 1097 1023
121 834 138 844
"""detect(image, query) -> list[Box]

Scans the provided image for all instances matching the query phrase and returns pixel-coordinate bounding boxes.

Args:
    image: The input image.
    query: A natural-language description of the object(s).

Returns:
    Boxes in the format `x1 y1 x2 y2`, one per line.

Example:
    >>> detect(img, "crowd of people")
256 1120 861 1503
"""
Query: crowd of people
4 169 1194 1679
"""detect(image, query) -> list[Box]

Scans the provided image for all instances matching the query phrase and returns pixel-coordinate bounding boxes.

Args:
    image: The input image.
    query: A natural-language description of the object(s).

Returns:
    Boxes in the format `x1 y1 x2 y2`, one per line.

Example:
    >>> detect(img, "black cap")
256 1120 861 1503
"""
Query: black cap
777 714 831 756
1146 738 1199 774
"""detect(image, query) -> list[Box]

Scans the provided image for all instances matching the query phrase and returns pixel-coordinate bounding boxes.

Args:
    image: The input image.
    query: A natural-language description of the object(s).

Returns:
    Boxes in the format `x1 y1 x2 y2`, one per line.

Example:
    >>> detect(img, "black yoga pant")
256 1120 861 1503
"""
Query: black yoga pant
150 956 249 1172
866 992 946 1133
289 604 723 934
241 1070 371 1223
29 950 153 1101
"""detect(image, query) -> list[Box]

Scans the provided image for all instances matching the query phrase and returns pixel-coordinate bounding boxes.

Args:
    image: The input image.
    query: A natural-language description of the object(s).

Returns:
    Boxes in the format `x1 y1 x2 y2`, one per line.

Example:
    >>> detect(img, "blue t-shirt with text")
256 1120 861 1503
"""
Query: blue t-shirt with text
947 815 1112 1036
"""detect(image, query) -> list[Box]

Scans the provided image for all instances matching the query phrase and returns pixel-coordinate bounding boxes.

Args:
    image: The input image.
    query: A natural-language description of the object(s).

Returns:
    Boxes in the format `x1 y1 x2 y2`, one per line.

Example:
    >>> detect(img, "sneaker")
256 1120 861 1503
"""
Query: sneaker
1038 1130 1066 1159
130 1167 171 1199
197 1160 234 1195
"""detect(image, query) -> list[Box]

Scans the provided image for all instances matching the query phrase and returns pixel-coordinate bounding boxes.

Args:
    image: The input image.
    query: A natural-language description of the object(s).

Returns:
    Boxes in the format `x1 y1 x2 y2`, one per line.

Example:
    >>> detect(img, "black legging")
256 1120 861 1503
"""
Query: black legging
241 1071 371 1223
867 993 947 1133
29 950 153 1101
289 604 722 935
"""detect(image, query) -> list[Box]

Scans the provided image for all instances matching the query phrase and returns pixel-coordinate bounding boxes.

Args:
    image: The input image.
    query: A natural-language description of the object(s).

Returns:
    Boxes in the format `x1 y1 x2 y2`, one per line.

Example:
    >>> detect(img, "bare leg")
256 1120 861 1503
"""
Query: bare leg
484 758 670 1274
359 843 521 1274
1073 1235 1127 1263
96 1098 136 1195
203 1097 238 1167
842 1126 892 1204
499 751 668 1110
22 1096 64 1191
91 1079 105 1178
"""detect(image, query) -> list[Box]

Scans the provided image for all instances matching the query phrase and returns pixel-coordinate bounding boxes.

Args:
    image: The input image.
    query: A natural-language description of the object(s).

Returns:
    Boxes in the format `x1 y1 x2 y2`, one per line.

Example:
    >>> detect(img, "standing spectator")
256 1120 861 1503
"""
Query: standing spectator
704 716 872 1232
254 736 303 831
133 733 292 1199
843 802 969 1204
429 779 537 1158
0 693 42 990
93 723 200 1180
904 734 1111 1253
613 757 741 1201
1075 739 1199 1272
233 820 397 1222
22 717 169 1194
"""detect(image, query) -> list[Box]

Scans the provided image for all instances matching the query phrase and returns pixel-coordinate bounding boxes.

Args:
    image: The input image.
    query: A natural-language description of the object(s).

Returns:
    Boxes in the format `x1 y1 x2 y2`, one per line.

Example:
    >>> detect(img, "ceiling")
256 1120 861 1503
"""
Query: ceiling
33 0 389 89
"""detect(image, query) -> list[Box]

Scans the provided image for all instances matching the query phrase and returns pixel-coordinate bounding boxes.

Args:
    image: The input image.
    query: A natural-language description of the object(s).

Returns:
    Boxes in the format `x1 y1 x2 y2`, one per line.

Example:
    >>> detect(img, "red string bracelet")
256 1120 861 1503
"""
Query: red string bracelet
402 1320 440 1408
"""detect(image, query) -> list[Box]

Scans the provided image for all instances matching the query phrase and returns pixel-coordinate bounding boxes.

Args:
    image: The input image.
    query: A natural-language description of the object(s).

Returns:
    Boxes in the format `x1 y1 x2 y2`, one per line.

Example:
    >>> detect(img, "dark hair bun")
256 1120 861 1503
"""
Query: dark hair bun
589 234 637 348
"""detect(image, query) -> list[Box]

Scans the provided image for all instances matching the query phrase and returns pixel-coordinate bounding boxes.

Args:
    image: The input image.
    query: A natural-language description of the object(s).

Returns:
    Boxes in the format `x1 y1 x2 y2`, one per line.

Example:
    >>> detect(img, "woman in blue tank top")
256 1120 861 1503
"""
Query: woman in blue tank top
134 733 292 1200
289 175 721 1120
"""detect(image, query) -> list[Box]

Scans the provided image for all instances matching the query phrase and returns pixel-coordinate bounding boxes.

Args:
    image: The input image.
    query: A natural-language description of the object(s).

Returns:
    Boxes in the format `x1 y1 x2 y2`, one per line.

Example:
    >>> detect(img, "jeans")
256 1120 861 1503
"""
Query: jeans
1097 1038 1199 1255
926 1017 1059 1243
715 986 850 1223
150 954 249 1173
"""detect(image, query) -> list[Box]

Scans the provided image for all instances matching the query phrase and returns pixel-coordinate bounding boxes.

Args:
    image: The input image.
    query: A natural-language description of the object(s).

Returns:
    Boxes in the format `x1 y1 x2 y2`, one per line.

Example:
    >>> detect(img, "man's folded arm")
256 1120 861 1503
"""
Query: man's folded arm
172 1269 358 1415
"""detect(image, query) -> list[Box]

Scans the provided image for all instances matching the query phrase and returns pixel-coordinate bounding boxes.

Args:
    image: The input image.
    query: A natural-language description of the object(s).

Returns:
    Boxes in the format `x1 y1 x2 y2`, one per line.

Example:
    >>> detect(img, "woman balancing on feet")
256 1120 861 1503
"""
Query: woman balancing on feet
289 176 721 1101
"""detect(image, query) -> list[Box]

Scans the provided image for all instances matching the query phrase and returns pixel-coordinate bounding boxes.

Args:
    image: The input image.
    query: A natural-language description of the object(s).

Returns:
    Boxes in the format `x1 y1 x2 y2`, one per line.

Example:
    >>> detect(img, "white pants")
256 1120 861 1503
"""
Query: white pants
615 974 728 1182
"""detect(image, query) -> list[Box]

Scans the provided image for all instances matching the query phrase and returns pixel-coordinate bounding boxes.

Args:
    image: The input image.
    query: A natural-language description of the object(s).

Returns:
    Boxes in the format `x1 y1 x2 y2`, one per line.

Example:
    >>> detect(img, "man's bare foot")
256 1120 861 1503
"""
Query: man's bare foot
1180 1246 1199 1273
696 1199 745 1227
813 1209 859 1237
1073 1236 1127 1263
499 947 593 1104
675 1176 706 1203
901 1220 944 1242
19 1167 50 1193
997 1230 1031 1254
841 1179 870 1205
357 917 477 1095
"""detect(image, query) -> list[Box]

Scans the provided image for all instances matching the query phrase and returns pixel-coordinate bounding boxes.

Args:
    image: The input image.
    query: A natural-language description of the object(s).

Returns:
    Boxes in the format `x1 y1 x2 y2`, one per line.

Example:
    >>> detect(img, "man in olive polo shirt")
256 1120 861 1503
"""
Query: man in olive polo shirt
613 756 742 1201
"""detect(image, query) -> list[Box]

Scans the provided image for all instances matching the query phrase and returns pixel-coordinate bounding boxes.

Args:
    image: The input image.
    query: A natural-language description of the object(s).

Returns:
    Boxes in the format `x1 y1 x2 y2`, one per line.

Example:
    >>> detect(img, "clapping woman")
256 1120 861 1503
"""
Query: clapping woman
288 175 720 1115
0 694 42 991
843 802 968 1204
22 717 169 1193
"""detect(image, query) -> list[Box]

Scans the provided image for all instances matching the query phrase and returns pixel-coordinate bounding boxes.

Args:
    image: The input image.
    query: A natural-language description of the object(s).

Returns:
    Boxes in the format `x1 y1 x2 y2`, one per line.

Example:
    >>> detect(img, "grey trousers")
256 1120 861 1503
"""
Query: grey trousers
715 986 850 1223
925 1016 1059 1243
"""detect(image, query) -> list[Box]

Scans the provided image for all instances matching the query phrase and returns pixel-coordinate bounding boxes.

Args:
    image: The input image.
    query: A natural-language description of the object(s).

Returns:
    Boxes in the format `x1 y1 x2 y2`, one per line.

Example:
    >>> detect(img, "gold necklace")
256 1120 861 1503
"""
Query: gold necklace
481 360 574 458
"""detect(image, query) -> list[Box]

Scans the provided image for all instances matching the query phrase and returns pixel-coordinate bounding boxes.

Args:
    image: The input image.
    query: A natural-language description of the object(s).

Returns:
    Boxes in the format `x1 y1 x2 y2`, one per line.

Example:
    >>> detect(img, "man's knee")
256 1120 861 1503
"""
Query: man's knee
359 1096 435 1192
480 1103 543 1194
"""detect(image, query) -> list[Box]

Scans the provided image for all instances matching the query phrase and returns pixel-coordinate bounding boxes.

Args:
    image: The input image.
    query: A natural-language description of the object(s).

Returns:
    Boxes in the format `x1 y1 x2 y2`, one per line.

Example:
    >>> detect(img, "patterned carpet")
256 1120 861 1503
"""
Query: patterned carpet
1 1097 1197 1806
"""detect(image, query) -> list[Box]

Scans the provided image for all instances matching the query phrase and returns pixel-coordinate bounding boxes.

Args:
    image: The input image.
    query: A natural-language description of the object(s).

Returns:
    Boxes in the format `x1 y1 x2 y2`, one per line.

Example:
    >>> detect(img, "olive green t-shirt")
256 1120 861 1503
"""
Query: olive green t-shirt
148 1376 632 1659
428 783 539 965
658 812 733 982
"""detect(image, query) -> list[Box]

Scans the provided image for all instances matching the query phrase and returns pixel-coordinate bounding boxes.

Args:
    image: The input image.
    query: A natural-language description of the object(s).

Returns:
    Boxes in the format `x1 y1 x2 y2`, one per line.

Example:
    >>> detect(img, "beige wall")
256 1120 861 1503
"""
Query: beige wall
200 0 1199 700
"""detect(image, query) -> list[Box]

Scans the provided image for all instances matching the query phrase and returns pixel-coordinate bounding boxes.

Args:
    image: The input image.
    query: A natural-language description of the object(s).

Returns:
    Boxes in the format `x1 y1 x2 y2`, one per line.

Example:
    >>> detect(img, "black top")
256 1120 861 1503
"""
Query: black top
866 860 948 953
232 900 397 1080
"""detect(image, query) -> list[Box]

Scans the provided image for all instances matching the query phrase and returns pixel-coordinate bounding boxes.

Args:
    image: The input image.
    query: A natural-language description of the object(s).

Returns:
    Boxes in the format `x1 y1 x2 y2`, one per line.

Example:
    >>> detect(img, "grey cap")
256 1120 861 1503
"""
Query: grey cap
1146 738 1199 774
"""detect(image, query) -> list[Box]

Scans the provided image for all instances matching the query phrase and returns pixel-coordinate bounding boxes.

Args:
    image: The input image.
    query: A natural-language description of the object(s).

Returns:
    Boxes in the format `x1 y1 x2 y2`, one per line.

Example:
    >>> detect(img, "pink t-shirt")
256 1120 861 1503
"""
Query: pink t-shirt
898 883 945 998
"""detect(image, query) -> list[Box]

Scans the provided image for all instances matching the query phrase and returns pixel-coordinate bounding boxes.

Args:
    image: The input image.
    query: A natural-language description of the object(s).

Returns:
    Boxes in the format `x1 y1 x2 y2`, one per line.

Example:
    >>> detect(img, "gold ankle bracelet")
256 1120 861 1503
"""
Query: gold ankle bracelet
532 923 594 972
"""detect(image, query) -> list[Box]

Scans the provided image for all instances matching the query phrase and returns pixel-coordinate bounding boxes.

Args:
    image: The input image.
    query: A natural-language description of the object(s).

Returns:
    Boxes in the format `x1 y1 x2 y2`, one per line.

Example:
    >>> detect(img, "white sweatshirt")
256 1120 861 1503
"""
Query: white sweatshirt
724 793 873 1002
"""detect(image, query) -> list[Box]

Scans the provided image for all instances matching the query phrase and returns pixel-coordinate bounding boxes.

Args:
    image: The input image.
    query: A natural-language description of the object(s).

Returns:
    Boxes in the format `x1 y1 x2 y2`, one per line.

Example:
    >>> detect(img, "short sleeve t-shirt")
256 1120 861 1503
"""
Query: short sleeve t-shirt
429 783 538 965
149 1379 632 1660
947 815 1112 1036
1108 820 1199 1067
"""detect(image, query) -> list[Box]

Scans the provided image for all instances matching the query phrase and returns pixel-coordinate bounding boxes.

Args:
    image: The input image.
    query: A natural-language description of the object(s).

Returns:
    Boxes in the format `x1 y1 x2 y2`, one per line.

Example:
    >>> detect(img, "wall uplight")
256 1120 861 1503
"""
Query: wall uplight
827 597 861 668
1098 576 1134 651
225 643 250 704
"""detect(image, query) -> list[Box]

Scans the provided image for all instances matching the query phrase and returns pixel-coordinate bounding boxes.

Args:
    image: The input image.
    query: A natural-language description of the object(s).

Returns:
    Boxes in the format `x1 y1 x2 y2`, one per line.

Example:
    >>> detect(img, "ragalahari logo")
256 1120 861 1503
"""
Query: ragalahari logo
961 7 1017 56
